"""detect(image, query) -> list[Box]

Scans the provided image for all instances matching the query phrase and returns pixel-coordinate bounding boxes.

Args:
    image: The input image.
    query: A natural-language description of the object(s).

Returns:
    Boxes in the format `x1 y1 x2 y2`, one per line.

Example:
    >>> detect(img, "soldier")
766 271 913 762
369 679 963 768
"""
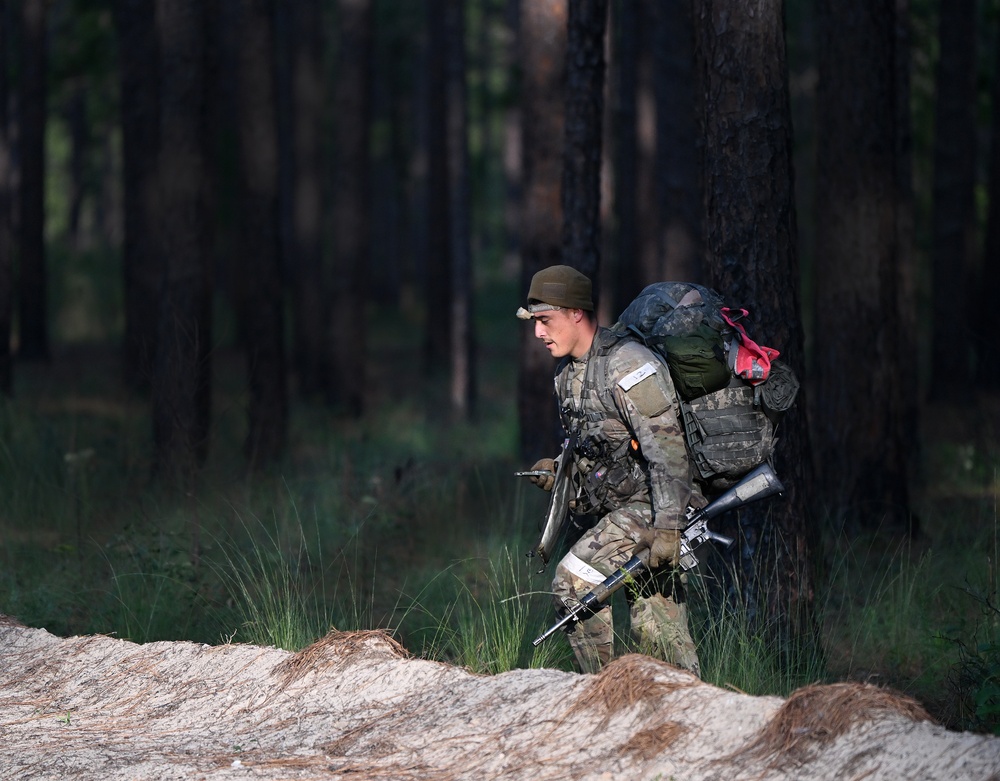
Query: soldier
518 265 704 675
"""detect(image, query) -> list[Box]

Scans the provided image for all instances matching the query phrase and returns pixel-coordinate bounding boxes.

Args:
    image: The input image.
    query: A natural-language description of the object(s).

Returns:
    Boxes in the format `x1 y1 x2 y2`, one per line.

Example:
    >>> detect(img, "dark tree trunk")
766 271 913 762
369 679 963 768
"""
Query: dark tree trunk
975 10 1000 389
649 0 701 283
329 0 373 415
929 0 978 401
609 0 638 315
502 0 522 274
814 0 912 531
445 0 475 419
517 0 566 460
0 0 11 395
235 0 287 467
115 0 162 391
410 11 431 314
283 0 327 398
152 0 214 481
368 6 413 306
561 0 607 284
894 0 920 464
64 86 89 250
423 0 451 375
693 0 815 644
634 0 656 289
18 0 47 362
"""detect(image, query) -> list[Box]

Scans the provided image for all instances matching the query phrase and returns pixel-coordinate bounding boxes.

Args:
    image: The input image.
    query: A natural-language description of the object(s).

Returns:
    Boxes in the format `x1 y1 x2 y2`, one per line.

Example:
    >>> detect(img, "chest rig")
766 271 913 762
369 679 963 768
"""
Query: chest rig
556 330 648 516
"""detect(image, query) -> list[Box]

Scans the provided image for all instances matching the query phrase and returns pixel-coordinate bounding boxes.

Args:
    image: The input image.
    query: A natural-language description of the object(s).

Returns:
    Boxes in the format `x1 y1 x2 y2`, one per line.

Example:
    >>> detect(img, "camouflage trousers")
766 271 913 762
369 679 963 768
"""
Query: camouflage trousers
552 502 700 677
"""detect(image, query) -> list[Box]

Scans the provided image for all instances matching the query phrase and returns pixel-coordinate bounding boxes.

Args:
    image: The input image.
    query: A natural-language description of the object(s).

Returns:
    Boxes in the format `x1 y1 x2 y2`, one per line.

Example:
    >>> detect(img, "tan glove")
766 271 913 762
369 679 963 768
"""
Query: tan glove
528 458 556 491
643 527 681 570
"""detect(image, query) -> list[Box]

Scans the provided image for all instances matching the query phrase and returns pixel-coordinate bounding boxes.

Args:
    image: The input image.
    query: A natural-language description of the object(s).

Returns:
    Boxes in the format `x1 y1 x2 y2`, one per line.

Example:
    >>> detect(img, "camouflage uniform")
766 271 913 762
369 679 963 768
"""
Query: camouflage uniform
551 329 703 675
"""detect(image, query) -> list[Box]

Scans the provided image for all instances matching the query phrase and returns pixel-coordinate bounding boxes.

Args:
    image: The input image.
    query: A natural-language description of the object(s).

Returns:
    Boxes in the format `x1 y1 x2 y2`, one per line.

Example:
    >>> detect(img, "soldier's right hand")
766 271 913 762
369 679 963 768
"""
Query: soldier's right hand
528 458 556 491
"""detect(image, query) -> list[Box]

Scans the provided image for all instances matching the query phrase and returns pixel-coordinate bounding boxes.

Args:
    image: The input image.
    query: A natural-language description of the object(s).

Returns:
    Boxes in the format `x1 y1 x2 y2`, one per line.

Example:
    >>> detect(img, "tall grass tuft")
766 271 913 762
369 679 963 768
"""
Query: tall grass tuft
211 511 366 652
690 568 826 696
398 545 570 674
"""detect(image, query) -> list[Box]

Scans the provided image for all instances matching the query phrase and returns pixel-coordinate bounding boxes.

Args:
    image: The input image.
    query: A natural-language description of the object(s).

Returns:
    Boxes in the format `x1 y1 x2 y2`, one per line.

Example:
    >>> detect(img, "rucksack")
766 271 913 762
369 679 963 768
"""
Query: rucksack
611 282 799 492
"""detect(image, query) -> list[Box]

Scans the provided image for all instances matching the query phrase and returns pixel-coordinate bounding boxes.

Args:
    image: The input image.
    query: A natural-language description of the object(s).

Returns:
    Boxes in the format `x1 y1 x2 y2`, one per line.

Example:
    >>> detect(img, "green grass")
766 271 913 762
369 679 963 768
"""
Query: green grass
396 545 572 673
2 316 999 734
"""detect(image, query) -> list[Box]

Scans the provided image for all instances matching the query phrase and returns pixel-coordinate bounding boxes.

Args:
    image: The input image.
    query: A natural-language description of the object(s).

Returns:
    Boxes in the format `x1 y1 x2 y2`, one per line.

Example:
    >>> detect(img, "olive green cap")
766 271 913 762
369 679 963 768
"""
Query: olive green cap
515 265 594 319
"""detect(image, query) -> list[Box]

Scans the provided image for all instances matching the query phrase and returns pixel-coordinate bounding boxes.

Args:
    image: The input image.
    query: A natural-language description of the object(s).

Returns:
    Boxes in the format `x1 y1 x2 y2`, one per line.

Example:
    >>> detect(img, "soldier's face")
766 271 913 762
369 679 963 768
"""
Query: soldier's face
534 308 587 359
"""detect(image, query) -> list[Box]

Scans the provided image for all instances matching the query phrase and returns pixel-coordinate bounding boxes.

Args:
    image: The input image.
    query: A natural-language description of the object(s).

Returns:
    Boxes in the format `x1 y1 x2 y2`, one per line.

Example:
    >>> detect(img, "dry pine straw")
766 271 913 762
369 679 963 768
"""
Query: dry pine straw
276 629 410 687
564 654 696 758
730 681 933 767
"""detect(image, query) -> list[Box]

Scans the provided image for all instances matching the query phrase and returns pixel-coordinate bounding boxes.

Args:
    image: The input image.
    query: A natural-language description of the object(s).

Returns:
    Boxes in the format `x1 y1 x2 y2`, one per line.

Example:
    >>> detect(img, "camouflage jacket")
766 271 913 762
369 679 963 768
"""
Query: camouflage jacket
555 328 702 530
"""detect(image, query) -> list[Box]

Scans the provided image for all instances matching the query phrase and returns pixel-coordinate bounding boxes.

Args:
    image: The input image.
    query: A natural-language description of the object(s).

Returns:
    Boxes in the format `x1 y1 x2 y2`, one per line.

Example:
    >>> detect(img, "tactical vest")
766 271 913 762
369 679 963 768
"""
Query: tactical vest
556 330 648 516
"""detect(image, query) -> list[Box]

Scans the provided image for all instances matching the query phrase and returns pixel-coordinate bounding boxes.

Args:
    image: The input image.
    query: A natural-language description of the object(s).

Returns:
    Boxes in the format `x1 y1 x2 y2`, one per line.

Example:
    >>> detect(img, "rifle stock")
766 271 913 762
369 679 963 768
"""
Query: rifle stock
532 463 785 646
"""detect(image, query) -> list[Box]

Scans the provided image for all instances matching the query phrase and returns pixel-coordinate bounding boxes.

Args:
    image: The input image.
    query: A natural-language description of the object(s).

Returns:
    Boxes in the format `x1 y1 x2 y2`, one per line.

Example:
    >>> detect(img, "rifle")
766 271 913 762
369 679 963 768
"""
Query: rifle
526 433 579 571
532 462 785 647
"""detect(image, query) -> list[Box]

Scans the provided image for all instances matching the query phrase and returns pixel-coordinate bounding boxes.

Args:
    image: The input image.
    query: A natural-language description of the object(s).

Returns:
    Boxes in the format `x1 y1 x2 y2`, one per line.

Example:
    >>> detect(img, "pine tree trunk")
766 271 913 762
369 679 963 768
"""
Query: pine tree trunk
561 0 606 284
115 0 162 391
152 0 214 481
284 0 327 398
0 0 11 394
814 0 912 531
329 0 373 415
423 0 451 376
609 0 638 315
502 0 522 275
517 0 566 460
929 0 978 401
693 0 815 643
974 9 1000 388
446 0 475 419
17 0 48 361
649 0 701 282
634 0 656 289
235 0 287 467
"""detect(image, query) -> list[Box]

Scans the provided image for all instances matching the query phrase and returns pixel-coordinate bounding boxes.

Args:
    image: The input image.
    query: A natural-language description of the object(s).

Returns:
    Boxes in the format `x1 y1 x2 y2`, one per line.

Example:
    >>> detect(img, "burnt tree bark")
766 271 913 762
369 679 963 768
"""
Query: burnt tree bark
561 0 606 284
693 0 815 645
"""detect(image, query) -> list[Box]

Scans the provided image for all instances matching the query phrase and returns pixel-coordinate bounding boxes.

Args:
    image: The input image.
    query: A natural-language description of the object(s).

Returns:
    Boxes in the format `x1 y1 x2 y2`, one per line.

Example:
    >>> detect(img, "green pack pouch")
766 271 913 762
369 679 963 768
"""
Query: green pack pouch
660 322 731 401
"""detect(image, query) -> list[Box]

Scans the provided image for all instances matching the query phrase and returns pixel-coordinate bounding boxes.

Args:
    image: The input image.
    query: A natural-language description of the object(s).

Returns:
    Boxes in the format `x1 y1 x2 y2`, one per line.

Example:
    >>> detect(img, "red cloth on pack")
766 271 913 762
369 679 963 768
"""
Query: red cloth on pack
720 307 780 385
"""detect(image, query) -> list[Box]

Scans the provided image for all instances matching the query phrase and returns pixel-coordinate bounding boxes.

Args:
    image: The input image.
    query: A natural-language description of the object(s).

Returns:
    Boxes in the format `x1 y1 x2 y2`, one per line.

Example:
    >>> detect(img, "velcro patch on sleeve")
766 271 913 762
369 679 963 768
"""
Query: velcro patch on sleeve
619 362 671 417
618 362 657 391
